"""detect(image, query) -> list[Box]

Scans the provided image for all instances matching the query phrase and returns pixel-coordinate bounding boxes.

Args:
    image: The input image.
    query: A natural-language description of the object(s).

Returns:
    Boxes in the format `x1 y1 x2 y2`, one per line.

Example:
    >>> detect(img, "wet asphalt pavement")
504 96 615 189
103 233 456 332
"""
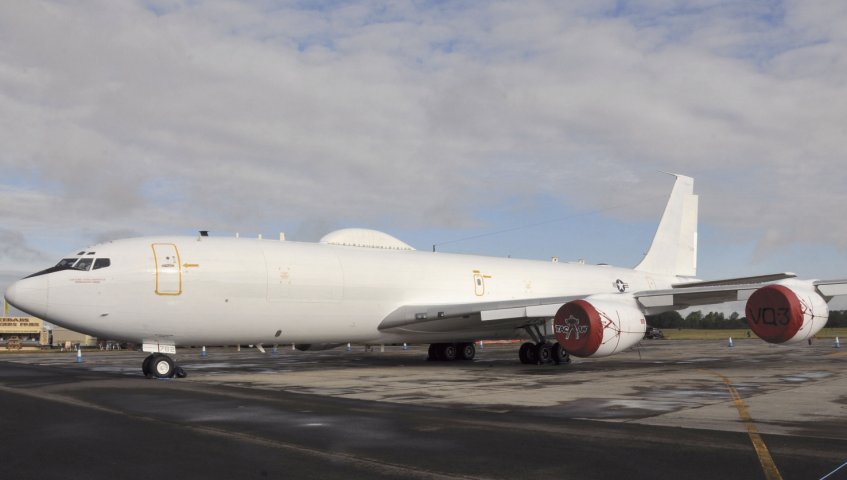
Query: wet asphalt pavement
1 340 846 479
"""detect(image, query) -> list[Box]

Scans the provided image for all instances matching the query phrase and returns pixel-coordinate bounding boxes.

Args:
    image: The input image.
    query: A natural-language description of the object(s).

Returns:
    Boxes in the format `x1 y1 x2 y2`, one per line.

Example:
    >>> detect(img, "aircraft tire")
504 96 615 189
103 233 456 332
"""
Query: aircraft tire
141 354 155 377
518 342 536 364
536 343 552 364
459 342 476 361
427 344 439 361
441 343 458 361
551 342 570 365
150 354 175 379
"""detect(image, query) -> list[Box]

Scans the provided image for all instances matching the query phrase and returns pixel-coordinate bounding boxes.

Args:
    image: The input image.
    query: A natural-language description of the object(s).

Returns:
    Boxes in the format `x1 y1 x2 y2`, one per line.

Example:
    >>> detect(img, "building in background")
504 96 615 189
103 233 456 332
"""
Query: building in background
2 300 98 350
0 315 49 350
51 326 99 349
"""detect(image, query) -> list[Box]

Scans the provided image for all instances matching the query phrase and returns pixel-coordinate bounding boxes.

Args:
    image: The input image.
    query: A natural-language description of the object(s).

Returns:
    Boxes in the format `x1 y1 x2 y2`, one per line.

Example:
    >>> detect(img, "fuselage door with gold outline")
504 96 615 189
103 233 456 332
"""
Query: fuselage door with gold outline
152 243 182 295
473 270 485 296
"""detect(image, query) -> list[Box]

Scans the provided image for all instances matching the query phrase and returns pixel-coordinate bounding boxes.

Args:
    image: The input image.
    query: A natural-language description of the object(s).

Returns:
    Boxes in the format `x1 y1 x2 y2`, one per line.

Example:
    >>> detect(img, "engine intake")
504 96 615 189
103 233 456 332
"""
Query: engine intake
745 284 828 344
552 296 646 358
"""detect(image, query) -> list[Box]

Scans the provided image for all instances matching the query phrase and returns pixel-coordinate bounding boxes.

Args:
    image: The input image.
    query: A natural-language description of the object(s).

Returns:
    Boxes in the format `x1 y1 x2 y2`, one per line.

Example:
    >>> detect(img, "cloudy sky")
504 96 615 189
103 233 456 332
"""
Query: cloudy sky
2 0 847 310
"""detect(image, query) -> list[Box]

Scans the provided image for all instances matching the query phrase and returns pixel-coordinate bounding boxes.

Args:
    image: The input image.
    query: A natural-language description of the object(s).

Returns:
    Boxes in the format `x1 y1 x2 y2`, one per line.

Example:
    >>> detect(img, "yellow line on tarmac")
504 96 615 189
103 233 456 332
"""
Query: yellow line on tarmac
705 371 783 480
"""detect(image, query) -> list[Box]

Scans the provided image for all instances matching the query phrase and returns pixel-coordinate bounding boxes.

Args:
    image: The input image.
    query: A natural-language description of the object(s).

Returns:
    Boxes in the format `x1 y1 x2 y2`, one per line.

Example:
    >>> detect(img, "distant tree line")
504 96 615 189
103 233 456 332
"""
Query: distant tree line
646 310 847 329
828 310 847 327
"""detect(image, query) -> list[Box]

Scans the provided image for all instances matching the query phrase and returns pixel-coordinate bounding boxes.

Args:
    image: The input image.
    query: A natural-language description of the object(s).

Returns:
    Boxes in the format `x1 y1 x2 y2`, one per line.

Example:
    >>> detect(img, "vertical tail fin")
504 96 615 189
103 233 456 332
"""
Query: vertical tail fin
634 174 698 277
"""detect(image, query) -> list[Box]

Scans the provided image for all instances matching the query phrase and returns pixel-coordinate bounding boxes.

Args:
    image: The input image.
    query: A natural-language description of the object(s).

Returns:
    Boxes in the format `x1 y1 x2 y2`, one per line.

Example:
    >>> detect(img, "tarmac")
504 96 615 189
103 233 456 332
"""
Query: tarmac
1 339 846 479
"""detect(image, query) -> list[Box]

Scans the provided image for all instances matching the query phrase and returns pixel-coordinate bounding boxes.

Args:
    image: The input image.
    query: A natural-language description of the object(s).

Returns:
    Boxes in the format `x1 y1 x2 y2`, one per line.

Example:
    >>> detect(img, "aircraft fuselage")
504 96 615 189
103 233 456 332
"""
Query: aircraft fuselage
8 236 678 346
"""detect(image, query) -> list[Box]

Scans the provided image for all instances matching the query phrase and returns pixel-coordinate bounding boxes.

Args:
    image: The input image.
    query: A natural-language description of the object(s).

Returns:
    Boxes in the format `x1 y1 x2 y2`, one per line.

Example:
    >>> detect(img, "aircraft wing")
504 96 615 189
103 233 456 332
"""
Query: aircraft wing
378 294 585 334
378 273 847 335
813 279 847 297
635 273 847 310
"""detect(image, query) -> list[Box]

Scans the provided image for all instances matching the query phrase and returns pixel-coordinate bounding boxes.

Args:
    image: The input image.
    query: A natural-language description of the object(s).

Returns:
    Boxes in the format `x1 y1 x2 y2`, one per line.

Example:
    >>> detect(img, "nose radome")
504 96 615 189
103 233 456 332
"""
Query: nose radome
4 275 48 318
4 282 17 308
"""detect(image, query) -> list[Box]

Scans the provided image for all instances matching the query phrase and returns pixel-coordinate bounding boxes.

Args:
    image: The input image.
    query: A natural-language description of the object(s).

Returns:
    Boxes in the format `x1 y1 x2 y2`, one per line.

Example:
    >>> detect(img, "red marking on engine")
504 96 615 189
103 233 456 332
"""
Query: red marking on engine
745 284 803 343
553 300 603 357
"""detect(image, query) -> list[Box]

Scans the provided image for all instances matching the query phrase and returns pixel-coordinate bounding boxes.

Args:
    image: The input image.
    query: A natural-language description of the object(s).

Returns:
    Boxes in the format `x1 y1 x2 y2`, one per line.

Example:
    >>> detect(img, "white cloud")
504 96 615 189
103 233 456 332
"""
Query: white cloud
0 0 845 277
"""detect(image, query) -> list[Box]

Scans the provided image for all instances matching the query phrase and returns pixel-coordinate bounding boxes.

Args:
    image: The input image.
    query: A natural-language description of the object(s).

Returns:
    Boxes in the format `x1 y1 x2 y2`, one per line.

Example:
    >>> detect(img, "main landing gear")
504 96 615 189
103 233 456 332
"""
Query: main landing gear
518 341 570 365
427 342 476 361
141 353 187 379
518 324 571 366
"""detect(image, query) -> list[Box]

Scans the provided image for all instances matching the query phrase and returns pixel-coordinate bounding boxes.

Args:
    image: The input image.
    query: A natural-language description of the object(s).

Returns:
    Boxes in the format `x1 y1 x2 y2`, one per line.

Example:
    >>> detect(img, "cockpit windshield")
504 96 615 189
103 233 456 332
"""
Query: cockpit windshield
73 258 94 271
24 256 112 278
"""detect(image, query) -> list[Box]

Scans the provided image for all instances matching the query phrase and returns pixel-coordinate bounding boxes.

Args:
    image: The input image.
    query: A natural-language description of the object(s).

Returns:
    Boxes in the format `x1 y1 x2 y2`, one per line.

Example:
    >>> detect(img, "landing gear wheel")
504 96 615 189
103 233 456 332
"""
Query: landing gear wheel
440 343 458 361
150 354 175 379
518 342 538 364
142 354 155 377
459 342 476 361
536 343 552 364
427 344 439 361
551 342 570 365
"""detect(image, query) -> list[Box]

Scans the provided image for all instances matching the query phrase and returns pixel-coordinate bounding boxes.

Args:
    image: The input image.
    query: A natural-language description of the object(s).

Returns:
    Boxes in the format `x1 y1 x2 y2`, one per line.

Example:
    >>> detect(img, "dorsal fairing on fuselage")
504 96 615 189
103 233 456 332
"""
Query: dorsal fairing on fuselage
320 228 416 251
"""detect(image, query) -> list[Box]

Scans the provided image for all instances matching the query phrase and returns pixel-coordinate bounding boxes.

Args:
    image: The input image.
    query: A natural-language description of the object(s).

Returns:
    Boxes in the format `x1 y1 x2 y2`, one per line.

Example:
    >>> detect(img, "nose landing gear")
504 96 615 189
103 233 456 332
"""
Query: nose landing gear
142 353 187 379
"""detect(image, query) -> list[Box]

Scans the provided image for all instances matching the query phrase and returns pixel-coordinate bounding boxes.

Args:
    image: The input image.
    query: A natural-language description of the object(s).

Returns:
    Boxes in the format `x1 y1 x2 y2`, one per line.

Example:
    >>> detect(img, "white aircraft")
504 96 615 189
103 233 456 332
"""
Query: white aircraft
5 175 846 378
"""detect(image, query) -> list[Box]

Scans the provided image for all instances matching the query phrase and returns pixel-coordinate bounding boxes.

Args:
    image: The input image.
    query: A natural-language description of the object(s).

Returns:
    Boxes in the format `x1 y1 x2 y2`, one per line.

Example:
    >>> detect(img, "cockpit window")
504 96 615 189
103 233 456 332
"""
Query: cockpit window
93 258 111 270
25 255 111 278
73 258 94 271
25 258 78 278
56 258 78 268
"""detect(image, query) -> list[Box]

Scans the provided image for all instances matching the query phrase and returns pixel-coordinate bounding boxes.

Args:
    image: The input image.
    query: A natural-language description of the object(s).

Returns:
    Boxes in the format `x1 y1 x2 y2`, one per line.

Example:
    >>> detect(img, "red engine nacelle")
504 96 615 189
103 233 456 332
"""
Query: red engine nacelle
552 295 646 358
745 284 828 344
